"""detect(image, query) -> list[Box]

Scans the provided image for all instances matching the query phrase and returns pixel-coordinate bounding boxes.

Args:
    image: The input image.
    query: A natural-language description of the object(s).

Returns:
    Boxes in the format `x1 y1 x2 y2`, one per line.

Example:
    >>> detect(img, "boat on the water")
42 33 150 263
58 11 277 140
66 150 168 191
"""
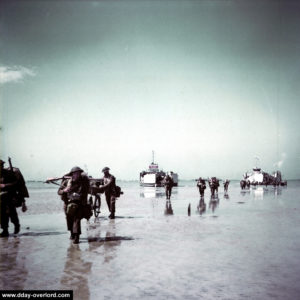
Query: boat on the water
139 152 178 187
243 168 286 186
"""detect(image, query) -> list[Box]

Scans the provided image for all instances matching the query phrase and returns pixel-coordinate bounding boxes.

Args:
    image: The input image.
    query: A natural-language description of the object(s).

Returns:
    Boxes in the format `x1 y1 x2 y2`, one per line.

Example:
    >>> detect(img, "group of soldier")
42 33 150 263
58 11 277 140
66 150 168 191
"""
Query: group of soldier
0 160 118 244
1 158 231 243
196 177 230 198
162 175 230 200
56 166 118 244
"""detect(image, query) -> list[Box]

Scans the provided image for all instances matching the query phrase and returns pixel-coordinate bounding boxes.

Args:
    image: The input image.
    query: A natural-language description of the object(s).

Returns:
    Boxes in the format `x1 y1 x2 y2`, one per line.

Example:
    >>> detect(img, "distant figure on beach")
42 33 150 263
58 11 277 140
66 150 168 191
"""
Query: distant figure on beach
209 177 219 196
246 180 250 189
0 159 28 237
101 167 117 219
240 179 246 190
196 177 206 197
58 166 89 244
163 173 174 200
224 179 230 193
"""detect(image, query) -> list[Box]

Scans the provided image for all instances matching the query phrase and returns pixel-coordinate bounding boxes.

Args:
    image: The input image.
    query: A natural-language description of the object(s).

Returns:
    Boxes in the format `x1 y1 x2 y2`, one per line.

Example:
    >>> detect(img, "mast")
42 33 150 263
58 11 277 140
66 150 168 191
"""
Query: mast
152 150 155 164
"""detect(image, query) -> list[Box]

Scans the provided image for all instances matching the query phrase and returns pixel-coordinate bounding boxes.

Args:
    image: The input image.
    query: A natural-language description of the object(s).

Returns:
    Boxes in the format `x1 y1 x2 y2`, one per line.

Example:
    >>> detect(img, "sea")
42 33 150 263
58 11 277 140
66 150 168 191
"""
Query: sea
1 180 300 300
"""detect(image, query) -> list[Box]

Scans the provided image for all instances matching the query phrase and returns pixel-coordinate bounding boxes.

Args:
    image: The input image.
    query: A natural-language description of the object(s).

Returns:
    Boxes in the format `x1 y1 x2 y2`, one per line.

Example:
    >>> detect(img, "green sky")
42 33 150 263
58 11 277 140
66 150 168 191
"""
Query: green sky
1 0 300 180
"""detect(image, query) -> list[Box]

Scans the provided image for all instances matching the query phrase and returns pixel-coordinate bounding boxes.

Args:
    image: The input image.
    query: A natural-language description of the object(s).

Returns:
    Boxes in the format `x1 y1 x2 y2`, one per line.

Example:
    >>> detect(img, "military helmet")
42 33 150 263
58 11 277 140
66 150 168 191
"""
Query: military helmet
102 167 110 172
68 166 83 175
0 159 5 165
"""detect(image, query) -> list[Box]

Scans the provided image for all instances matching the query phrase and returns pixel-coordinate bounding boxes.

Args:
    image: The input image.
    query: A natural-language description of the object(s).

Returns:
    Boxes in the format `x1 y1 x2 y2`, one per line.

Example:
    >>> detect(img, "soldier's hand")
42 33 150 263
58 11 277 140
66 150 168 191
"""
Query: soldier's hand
63 187 71 193
22 202 27 212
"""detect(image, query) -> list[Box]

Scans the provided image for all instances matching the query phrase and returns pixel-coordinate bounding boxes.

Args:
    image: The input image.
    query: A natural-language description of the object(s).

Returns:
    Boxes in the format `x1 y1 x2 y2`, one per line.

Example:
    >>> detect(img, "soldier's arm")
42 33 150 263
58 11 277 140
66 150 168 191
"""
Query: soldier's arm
0 173 18 191
58 180 67 195
101 176 115 189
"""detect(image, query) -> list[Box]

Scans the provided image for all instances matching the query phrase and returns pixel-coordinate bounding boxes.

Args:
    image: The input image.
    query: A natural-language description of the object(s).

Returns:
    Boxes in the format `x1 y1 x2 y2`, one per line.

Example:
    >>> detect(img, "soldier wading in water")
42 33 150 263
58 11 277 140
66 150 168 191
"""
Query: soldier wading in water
163 173 174 200
0 159 28 237
101 167 117 219
58 166 89 244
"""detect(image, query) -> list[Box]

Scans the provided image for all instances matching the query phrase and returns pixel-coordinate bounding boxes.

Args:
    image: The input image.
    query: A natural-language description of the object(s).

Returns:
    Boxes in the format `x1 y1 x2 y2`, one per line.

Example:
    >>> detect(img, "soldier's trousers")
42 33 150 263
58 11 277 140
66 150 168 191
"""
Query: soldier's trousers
0 195 20 230
64 203 82 235
105 194 116 214
165 187 172 199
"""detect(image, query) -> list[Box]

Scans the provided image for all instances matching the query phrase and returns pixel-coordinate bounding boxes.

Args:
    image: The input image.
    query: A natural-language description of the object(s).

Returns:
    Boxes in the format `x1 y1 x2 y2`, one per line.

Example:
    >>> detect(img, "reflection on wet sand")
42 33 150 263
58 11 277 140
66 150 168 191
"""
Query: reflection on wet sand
60 245 92 300
164 200 174 215
197 197 206 215
209 195 219 213
0 238 28 290
86 219 125 264
140 187 165 198
102 220 121 264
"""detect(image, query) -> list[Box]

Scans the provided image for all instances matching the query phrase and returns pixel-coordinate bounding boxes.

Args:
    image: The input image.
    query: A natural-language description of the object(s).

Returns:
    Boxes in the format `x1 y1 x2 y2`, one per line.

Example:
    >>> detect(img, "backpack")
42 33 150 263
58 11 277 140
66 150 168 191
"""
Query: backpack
115 185 123 198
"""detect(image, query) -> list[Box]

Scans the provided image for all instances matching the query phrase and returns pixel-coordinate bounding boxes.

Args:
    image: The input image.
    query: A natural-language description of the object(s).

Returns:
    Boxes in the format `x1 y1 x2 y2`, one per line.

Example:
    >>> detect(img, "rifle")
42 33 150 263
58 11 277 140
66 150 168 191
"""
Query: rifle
8 157 13 171
44 176 71 185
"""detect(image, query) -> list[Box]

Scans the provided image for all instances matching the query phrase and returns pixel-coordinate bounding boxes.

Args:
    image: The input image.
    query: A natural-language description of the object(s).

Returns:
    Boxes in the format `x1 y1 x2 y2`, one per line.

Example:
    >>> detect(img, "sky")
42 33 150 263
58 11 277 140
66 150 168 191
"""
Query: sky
0 0 300 181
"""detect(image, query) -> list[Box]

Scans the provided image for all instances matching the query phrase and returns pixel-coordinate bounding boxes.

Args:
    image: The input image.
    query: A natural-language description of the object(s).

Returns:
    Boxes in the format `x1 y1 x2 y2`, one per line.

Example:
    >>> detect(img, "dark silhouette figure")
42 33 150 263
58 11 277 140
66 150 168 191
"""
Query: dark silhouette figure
196 177 206 197
163 174 174 200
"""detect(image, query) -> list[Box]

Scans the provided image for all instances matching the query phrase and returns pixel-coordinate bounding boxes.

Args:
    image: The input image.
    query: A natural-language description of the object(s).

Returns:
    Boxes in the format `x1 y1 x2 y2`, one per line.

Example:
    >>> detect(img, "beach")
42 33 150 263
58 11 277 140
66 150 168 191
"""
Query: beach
1 180 300 300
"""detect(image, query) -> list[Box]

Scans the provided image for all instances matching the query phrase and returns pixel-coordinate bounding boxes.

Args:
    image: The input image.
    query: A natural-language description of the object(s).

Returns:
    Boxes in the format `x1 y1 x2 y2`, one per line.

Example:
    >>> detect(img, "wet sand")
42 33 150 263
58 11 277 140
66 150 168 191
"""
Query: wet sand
1 181 300 300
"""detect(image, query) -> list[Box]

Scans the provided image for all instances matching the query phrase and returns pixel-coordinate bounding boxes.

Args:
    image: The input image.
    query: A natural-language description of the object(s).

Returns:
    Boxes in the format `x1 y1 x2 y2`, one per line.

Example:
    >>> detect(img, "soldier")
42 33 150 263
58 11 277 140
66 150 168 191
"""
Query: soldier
58 166 89 244
0 159 24 237
101 167 117 219
163 173 174 200
58 177 73 239
196 177 206 197
224 179 230 193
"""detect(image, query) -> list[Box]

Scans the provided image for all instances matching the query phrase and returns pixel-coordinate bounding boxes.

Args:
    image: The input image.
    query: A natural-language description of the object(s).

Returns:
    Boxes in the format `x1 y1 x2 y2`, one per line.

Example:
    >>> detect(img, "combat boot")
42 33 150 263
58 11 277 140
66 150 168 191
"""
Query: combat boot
0 230 9 237
14 224 20 234
73 234 79 244
109 202 115 219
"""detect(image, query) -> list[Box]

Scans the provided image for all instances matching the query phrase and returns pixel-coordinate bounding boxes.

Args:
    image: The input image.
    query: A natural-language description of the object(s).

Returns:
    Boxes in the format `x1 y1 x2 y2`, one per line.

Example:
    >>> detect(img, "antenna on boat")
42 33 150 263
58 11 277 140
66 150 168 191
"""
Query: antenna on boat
254 156 260 168
152 150 155 164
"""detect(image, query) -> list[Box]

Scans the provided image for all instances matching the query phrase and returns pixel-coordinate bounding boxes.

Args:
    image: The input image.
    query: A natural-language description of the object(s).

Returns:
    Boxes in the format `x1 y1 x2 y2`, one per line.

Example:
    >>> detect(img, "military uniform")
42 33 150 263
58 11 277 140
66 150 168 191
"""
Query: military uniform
163 175 174 200
58 178 73 235
58 167 89 243
101 167 117 219
197 178 206 197
0 166 18 237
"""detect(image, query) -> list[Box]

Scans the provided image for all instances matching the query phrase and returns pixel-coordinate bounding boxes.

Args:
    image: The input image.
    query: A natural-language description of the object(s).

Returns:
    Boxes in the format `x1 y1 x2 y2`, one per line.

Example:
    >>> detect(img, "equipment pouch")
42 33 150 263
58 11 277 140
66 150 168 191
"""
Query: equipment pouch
66 203 79 217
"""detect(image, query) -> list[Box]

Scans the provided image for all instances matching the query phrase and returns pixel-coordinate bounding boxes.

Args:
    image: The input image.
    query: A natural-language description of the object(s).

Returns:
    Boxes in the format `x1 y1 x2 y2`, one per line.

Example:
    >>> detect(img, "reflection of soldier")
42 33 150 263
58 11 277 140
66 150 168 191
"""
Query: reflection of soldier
60 245 91 300
58 166 89 244
164 200 174 215
209 195 219 213
101 167 117 219
163 173 174 200
103 220 121 264
0 160 27 237
0 238 28 289
196 177 206 197
197 197 206 215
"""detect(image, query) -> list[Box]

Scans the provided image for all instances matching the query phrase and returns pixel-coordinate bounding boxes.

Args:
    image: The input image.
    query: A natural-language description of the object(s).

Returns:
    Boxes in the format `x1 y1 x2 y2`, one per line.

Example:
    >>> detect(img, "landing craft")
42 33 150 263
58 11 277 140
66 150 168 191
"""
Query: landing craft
243 167 286 186
139 151 178 187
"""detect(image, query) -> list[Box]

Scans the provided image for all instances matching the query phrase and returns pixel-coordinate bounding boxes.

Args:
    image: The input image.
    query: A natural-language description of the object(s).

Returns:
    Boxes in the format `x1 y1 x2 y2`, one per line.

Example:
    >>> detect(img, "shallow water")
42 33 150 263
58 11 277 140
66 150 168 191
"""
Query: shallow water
1 181 300 300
